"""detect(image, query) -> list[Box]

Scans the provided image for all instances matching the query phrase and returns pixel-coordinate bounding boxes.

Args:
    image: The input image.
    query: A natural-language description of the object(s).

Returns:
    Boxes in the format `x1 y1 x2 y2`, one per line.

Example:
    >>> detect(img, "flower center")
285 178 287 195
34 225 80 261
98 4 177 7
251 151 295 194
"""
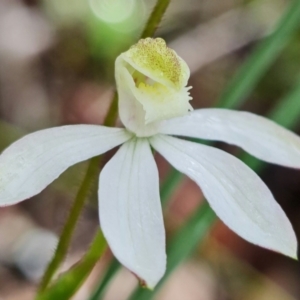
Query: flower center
126 38 185 90
115 37 193 134
131 69 170 104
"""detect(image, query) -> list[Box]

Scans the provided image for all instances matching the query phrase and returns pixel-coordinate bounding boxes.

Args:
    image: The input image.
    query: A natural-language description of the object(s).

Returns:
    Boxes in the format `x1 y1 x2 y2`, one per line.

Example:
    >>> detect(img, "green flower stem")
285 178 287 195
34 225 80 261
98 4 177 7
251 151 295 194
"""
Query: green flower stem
36 0 172 297
103 93 119 127
37 93 119 295
141 0 171 39
36 231 106 300
37 156 102 294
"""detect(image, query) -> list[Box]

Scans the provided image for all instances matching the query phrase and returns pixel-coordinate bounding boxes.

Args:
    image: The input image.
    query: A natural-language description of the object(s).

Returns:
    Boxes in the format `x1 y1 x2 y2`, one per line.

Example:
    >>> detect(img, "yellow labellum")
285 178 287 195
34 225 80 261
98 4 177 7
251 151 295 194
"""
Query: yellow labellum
116 38 193 132
126 38 187 90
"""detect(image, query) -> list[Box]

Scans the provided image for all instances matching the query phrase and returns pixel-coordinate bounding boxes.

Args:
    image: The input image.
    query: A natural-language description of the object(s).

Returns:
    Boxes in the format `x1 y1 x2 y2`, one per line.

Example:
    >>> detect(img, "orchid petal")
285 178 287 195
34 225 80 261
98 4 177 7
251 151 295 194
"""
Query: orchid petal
159 108 300 168
151 135 297 258
99 138 166 288
0 125 132 206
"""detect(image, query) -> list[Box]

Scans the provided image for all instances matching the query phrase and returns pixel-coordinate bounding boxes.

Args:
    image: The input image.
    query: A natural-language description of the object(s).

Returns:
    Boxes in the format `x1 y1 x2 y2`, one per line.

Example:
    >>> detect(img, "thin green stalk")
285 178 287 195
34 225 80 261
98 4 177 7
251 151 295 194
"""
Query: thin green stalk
37 231 106 300
37 0 172 297
104 93 119 127
37 87 120 295
37 156 101 293
141 0 171 38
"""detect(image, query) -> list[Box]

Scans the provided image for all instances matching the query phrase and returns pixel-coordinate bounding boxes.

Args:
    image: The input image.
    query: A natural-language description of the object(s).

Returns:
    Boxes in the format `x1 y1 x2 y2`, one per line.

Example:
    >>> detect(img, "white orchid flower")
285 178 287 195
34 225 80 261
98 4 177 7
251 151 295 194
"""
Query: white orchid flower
0 38 299 288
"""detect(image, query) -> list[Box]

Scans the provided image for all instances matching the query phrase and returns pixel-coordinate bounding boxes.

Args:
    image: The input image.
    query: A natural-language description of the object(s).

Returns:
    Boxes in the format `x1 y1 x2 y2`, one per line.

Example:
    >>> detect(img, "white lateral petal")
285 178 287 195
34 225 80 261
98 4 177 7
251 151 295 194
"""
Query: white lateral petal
151 135 297 258
159 108 300 168
99 138 166 288
0 125 132 206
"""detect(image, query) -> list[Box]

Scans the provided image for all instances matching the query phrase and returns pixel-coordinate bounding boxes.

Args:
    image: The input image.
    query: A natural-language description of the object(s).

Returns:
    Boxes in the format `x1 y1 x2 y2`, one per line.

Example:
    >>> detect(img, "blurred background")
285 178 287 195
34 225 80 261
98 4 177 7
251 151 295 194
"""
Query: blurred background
0 0 299 299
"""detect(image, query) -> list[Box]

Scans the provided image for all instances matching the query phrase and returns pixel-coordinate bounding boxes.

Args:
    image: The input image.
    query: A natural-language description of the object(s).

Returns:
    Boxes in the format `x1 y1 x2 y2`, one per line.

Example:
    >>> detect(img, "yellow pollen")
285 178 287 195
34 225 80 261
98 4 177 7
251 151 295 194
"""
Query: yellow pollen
126 38 183 89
